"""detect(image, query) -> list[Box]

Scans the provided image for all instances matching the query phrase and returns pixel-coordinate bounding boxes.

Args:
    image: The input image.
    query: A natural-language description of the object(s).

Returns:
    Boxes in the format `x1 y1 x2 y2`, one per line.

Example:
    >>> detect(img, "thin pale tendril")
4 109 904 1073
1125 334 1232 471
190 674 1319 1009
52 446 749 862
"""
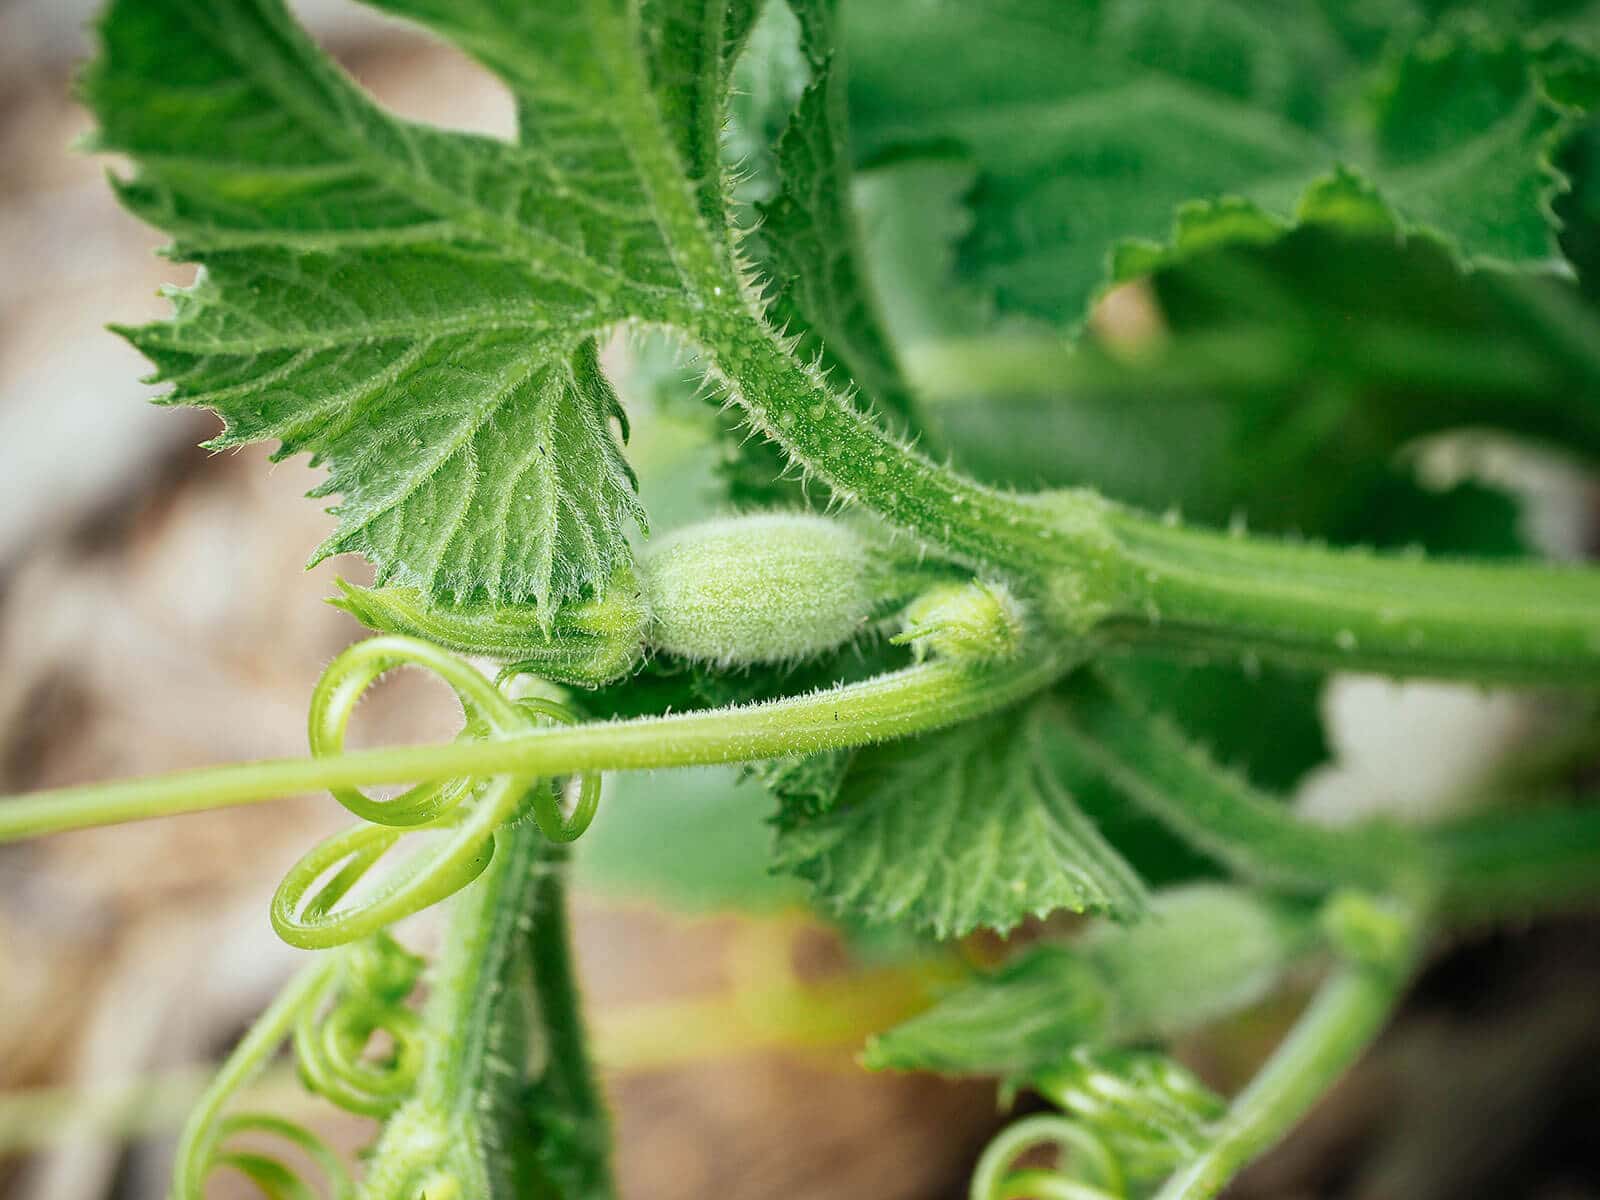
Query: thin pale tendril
291 933 427 1117
271 636 601 950
174 934 431 1200
971 1049 1223 1200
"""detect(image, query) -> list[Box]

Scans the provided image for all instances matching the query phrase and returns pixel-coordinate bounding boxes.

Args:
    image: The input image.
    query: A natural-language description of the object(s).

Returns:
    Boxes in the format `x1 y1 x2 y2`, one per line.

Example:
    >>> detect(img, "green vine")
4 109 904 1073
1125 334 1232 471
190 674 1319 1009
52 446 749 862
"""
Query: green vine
7 0 1600 1196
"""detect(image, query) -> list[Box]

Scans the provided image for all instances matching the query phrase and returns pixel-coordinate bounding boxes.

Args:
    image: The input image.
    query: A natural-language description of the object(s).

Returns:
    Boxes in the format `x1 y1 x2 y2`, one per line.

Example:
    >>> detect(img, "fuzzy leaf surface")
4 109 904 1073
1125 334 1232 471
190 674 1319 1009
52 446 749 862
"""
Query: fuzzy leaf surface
773 701 1148 936
85 0 760 611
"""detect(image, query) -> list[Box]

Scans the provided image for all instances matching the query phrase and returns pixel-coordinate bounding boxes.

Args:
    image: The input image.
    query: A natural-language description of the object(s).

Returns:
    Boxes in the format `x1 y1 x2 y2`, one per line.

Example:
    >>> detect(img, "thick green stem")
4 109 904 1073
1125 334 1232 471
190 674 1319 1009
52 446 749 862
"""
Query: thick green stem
1092 511 1600 684
520 846 616 1198
0 651 1070 841
696 291 1114 578
697 293 1600 684
359 825 614 1198
630 34 1600 688
1154 947 1414 1200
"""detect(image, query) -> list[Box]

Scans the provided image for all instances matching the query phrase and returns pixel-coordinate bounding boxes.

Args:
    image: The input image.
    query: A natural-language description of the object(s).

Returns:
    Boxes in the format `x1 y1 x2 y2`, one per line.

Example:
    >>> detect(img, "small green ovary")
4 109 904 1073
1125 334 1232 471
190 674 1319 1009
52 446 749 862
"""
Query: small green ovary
640 514 896 665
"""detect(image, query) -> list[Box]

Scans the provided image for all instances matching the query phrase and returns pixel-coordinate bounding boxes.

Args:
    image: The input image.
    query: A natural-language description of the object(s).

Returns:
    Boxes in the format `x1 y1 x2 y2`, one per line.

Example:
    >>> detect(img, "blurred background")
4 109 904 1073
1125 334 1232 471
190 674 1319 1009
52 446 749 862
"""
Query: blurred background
4 2 1600 1198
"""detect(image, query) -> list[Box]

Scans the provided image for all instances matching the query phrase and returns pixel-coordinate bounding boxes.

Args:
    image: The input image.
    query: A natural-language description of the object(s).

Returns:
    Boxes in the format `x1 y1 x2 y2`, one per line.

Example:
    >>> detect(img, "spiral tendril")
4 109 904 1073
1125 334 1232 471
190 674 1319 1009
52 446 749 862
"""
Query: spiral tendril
292 932 427 1117
971 1048 1223 1200
271 636 601 949
202 1113 352 1200
174 934 432 1200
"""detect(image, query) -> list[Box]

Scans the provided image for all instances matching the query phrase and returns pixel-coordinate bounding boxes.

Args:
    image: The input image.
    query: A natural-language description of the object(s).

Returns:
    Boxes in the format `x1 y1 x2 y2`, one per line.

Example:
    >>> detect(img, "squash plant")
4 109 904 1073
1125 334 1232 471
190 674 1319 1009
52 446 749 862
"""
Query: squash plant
5 0 1600 1195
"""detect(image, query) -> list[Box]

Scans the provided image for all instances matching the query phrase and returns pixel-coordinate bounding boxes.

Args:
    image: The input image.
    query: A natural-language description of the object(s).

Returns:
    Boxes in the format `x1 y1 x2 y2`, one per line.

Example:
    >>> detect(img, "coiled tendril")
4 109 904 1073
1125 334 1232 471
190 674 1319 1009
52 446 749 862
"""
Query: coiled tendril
174 933 432 1200
971 1048 1224 1200
271 636 600 950
292 932 427 1117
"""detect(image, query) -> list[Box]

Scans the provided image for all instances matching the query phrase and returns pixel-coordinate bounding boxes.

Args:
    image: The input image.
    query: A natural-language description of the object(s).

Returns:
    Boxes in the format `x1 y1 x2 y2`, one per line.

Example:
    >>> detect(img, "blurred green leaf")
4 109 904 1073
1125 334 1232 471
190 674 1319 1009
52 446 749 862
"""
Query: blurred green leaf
865 886 1314 1075
845 1 1596 324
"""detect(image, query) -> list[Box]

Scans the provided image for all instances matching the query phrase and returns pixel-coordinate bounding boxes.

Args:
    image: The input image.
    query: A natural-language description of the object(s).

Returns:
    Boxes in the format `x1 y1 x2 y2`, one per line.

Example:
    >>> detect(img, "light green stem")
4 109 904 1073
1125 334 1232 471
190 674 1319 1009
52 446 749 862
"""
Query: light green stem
0 651 1070 841
1154 952 1412 1200
171 956 339 1200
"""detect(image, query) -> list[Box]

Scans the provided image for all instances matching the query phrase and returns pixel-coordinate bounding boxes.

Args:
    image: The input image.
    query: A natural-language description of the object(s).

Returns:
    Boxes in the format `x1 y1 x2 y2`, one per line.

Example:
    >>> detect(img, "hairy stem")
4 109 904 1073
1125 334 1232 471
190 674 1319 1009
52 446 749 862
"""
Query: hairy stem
520 845 616 1197
1056 670 1434 896
699 299 1108 576
697 293 1600 683
627 24 1600 688
0 651 1071 841
359 827 613 1199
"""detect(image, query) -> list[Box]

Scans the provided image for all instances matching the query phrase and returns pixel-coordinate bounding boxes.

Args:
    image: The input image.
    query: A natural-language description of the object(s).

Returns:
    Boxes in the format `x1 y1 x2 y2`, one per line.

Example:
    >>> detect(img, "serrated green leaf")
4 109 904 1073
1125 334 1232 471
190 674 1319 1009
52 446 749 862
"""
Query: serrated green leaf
845 1 1597 323
757 748 852 823
864 886 1313 1076
85 0 762 613
905 223 1596 547
1555 109 1600 296
773 700 1147 937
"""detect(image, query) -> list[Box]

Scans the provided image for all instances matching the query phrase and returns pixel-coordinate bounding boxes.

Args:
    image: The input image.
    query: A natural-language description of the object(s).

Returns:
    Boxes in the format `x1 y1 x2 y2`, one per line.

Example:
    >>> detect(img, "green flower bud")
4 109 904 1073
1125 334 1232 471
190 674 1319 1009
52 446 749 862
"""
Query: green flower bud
1318 889 1418 973
894 580 1025 661
640 514 886 665
329 563 647 688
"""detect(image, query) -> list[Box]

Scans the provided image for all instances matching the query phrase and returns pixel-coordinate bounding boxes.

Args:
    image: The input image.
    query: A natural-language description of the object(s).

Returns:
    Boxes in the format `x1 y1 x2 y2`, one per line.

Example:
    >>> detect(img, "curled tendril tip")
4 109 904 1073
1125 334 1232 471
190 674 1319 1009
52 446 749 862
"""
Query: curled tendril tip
271 636 602 950
972 1048 1223 1200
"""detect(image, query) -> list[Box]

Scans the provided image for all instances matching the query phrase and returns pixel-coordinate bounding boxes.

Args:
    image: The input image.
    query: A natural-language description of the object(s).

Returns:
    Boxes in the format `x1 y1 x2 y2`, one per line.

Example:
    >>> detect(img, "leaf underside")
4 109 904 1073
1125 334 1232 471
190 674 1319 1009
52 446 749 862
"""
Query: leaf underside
773 700 1148 937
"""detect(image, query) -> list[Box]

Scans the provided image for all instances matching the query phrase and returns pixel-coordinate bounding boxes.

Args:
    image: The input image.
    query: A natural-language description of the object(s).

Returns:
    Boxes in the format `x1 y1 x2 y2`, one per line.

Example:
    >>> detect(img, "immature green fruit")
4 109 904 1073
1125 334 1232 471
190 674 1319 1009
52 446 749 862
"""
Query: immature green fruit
640 514 886 665
329 563 647 688
1085 885 1316 1040
894 580 1025 661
